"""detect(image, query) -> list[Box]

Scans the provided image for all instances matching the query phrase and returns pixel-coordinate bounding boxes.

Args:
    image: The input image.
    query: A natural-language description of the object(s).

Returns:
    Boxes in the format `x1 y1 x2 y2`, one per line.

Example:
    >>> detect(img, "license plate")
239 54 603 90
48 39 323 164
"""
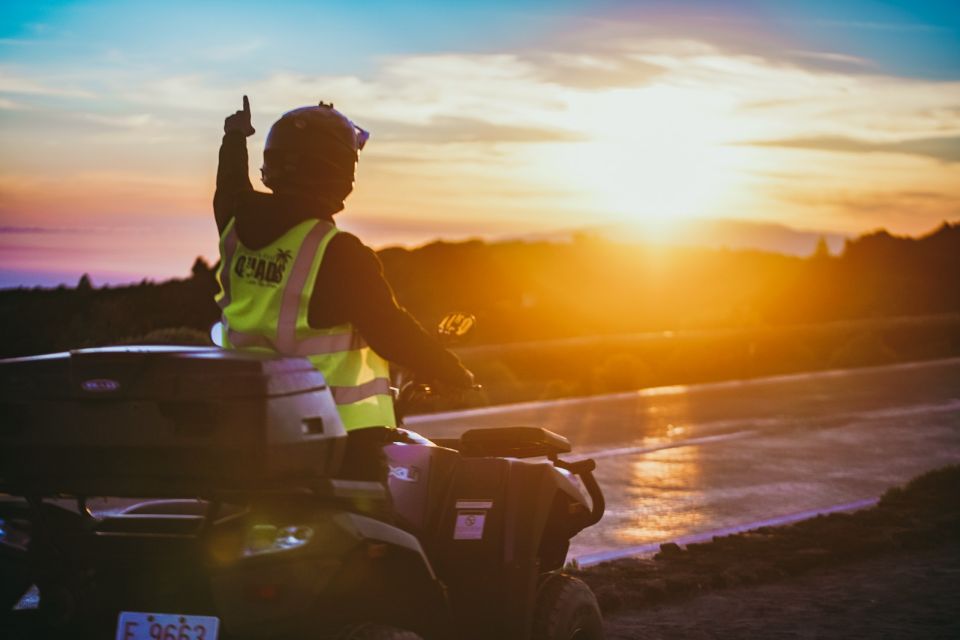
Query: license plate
116 611 219 640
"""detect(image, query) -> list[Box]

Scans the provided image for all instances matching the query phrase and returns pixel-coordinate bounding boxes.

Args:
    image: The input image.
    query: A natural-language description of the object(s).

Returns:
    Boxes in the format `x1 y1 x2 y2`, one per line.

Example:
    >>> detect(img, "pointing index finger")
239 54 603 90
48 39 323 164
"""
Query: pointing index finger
242 95 250 115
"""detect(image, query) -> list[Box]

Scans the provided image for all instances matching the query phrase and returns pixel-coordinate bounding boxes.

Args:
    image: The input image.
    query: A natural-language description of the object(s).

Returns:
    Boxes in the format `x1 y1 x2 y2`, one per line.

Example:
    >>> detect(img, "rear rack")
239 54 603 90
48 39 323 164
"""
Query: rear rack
6 478 388 545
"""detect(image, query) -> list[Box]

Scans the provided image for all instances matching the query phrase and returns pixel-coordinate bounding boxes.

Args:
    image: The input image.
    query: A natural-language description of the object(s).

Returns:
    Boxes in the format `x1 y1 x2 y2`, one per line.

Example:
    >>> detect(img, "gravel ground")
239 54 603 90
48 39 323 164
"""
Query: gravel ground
603 544 960 639
576 464 960 640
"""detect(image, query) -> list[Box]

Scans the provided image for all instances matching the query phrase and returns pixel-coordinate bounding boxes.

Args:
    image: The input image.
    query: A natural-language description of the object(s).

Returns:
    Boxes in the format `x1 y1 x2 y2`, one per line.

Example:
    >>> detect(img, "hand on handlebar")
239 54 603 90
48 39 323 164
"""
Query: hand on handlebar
393 374 483 422
395 378 480 406
451 365 476 390
416 380 482 398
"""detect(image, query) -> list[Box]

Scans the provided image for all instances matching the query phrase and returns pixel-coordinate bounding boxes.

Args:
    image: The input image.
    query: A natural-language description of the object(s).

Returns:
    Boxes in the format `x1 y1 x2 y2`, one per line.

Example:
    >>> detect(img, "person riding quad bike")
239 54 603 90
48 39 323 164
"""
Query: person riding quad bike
214 96 474 474
0 95 605 640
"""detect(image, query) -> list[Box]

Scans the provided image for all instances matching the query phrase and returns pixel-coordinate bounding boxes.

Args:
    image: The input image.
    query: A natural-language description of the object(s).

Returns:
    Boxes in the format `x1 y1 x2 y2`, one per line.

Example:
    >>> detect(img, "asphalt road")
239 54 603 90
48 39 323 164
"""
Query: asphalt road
407 358 960 563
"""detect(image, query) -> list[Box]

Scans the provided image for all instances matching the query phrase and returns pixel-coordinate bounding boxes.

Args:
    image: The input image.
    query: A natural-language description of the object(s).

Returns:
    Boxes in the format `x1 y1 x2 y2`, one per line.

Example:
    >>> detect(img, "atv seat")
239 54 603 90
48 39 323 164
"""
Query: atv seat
457 427 571 459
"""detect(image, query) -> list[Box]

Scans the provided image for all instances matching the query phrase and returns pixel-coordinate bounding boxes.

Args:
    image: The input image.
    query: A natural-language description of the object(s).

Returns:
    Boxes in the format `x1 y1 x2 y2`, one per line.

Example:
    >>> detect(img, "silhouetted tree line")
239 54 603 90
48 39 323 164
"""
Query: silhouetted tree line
0 258 221 358
379 221 960 343
1 222 958 360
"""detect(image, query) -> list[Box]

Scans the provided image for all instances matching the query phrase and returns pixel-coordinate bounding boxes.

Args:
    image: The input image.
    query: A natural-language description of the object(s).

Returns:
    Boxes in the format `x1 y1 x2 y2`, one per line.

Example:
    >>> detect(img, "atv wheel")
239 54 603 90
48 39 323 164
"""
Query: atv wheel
335 622 423 640
532 573 604 640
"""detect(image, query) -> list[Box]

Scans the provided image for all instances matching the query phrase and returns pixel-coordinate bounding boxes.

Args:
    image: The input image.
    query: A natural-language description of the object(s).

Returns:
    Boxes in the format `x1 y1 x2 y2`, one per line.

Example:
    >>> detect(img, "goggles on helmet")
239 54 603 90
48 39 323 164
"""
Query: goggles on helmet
317 100 369 151
352 121 370 151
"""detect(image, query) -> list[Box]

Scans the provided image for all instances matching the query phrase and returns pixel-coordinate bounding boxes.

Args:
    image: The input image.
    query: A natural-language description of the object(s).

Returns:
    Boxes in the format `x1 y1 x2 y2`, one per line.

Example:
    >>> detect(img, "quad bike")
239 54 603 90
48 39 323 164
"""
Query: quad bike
0 316 605 639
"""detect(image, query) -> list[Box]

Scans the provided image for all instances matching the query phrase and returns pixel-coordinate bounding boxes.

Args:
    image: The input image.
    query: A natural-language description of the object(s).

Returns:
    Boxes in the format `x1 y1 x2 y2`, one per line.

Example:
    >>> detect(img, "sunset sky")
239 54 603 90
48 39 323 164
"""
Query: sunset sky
1 0 958 286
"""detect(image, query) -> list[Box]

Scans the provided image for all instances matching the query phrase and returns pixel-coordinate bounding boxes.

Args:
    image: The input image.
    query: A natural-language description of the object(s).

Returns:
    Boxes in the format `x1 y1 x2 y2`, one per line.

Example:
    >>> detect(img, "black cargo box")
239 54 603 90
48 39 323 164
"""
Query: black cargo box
0 346 347 496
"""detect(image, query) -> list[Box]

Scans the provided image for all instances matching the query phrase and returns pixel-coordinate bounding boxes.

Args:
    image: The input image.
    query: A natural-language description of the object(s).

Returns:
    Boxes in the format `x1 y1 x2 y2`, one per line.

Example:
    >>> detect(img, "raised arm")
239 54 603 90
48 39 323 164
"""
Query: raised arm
214 96 256 234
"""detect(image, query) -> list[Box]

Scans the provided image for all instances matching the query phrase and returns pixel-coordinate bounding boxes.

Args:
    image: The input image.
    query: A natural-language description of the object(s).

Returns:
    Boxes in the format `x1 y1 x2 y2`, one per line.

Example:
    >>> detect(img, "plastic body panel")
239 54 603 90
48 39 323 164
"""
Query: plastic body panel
0 347 603 639
208 512 449 639
4 497 447 640
0 347 347 495
430 457 568 639
384 441 592 640
384 442 460 534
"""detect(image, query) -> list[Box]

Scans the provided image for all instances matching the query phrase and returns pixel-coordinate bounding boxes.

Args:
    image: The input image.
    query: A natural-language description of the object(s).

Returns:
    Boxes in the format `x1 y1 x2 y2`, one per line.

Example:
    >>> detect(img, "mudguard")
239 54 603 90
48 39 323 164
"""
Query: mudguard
210 512 449 639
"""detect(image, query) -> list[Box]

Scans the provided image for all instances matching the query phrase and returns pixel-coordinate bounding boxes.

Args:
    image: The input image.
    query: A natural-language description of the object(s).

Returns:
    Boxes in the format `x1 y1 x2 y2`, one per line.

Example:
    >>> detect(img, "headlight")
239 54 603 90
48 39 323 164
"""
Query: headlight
0 516 30 551
243 524 314 557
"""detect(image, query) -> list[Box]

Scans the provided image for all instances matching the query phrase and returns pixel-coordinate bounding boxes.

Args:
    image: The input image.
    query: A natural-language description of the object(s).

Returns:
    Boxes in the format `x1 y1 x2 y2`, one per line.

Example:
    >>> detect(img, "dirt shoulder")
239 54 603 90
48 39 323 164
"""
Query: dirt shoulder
603 544 960 639
576 465 960 639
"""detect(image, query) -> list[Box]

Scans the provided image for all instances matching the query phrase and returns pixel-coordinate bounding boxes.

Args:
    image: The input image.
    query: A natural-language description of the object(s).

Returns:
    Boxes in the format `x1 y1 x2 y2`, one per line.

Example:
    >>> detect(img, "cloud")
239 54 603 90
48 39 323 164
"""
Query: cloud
3 30 960 243
523 51 665 90
784 50 874 67
22 35 960 148
744 135 960 163
804 19 950 34
0 67 92 98
778 49 879 74
80 112 158 129
779 189 960 218
0 225 89 234
119 74 242 113
373 116 584 144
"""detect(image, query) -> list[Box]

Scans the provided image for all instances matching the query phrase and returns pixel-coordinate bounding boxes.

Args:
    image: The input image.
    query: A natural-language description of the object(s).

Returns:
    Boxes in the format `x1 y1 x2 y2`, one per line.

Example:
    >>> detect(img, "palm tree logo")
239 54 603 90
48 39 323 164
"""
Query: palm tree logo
275 249 293 268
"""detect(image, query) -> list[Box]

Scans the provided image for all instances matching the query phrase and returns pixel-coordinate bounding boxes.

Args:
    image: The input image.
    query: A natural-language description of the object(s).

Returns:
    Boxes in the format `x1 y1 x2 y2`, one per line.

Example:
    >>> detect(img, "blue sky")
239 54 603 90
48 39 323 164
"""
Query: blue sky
3 1 958 77
0 1 580 74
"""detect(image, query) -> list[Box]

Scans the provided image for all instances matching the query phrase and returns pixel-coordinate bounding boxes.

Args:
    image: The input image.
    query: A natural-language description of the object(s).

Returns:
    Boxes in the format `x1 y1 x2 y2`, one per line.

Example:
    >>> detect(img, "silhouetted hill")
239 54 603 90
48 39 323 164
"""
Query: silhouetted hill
1 221 958 359
378 221 960 344
760 222 960 324
597 218 849 256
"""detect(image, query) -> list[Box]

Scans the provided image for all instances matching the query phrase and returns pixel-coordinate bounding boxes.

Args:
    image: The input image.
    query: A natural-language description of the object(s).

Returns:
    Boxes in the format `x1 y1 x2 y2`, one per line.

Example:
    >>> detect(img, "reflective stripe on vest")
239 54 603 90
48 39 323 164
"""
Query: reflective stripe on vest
225 327 368 355
215 218 396 430
331 377 392 404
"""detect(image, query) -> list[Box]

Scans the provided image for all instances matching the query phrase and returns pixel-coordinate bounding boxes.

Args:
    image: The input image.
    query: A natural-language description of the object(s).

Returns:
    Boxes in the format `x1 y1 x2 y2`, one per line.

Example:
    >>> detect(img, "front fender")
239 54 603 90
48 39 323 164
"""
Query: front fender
210 511 448 638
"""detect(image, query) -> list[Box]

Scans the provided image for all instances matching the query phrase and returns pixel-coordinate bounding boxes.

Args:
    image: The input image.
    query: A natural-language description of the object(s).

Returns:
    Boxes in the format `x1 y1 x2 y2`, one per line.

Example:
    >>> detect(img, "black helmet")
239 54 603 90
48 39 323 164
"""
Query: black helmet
260 102 369 209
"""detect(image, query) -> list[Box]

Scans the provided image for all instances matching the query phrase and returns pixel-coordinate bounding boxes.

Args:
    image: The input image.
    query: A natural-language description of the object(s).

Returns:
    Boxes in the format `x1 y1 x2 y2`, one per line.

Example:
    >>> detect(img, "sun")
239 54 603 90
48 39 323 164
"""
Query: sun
569 137 739 229
529 84 750 236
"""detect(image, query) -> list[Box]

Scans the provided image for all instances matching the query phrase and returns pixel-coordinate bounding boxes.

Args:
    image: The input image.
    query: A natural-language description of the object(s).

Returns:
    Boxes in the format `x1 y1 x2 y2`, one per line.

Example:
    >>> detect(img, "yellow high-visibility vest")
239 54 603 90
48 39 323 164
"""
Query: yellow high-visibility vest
215 218 396 430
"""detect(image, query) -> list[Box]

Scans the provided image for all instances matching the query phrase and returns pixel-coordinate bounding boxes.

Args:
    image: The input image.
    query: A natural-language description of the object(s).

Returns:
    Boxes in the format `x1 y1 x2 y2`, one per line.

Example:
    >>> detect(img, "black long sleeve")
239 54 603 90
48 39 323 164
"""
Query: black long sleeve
311 233 473 386
213 132 252 234
213 133 472 387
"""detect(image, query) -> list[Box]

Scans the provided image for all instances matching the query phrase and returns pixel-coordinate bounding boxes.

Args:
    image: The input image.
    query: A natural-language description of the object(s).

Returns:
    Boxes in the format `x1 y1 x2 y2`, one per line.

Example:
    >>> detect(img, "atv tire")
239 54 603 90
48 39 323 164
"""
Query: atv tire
532 573 605 640
335 622 423 640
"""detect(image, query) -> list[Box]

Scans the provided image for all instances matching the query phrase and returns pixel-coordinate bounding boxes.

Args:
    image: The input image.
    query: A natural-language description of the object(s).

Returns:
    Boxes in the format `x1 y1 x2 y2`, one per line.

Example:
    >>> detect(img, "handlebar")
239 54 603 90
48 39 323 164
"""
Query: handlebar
393 380 484 422
550 455 605 527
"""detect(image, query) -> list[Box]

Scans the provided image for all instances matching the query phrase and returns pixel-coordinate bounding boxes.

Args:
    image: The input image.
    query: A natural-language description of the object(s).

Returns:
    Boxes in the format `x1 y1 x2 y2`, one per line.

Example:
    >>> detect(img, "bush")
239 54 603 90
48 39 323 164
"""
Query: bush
591 353 653 394
118 326 212 346
829 331 897 368
466 359 524 404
